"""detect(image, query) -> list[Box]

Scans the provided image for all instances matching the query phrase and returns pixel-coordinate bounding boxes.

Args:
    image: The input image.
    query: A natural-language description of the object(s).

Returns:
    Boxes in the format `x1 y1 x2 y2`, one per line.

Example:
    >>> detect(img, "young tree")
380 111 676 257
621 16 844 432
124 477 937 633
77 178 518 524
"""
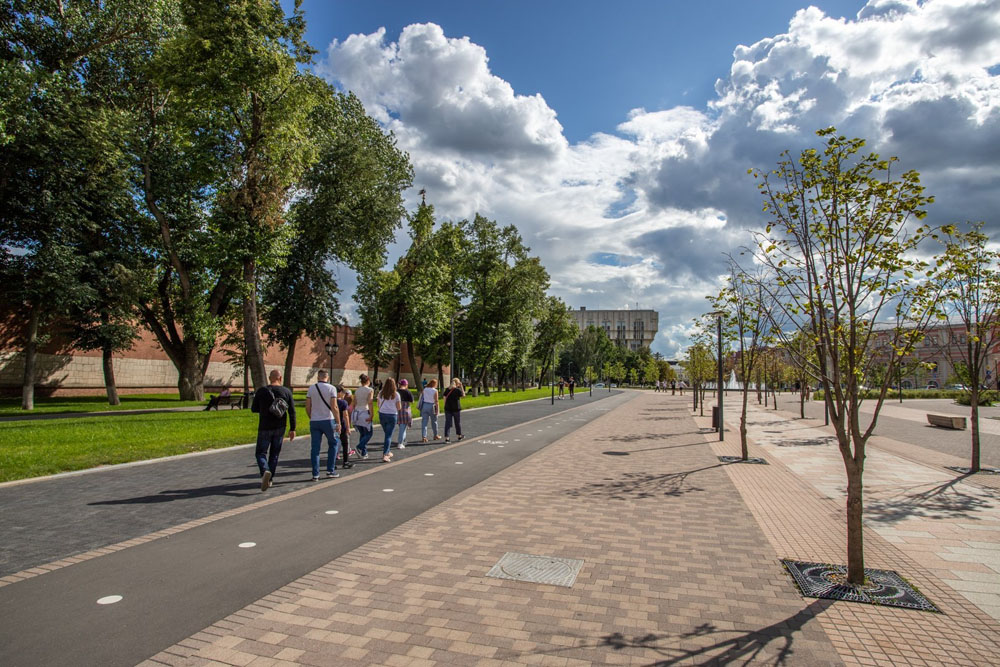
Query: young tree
682 341 715 415
643 358 660 387
531 297 578 388
936 223 1000 472
751 128 941 584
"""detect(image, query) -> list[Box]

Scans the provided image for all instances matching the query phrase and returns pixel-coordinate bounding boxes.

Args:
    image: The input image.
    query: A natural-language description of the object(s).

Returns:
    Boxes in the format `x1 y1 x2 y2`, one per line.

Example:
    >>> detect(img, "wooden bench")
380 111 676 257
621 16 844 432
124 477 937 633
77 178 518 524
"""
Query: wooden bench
210 394 241 410
927 414 966 430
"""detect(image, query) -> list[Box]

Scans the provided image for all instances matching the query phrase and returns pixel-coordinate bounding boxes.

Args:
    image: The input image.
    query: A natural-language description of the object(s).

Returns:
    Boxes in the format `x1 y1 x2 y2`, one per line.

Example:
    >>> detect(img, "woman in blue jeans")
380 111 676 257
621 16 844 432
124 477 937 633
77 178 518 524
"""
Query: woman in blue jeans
419 378 440 441
377 378 402 463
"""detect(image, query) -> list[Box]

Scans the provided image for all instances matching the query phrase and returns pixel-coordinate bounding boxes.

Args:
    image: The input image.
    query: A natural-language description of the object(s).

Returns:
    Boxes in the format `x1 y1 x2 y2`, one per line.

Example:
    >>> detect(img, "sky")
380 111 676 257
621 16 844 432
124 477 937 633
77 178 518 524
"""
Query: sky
291 0 1000 359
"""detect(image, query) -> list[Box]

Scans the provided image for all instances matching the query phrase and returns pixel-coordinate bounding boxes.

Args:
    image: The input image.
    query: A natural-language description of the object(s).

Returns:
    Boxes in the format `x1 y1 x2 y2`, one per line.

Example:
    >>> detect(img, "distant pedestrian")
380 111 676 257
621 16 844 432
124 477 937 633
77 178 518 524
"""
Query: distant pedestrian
568 376 576 399
396 379 414 449
352 374 374 459
250 370 296 492
420 379 440 441
377 378 402 463
337 386 354 469
306 370 340 481
205 385 232 410
558 377 565 399
443 378 465 443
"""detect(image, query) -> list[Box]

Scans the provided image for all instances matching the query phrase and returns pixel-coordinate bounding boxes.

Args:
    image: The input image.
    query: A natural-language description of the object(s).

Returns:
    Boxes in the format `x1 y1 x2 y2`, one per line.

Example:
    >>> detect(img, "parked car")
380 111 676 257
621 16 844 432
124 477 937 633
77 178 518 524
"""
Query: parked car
945 384 969 391
594 382 605 388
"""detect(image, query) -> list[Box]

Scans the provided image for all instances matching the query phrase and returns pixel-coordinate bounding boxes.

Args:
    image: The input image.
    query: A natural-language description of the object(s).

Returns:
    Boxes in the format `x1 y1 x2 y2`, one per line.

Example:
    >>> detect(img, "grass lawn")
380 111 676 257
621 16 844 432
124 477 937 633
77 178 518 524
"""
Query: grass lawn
0 393 209 415
0 387 558 482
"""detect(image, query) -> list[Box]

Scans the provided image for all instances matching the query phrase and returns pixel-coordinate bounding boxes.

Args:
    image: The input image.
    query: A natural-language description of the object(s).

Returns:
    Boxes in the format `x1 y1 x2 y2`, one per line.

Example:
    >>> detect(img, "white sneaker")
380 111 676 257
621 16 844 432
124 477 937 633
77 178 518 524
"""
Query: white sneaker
398 443 406 449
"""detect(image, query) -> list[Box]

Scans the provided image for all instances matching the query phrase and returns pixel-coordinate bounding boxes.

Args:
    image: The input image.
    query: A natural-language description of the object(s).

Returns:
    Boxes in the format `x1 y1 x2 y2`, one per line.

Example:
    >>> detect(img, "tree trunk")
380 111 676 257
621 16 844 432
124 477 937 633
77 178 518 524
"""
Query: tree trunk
437 360 444 394
243 352 250 396
740 388 749 460
102 344 121 406
241 259 267 389
845 460 866 584
177 341 207 401
800 380 806 419
283 337 297 389
21 304 40 410
406 340 422 391
970 387 981 473
692 382 698 412
699 386 705 416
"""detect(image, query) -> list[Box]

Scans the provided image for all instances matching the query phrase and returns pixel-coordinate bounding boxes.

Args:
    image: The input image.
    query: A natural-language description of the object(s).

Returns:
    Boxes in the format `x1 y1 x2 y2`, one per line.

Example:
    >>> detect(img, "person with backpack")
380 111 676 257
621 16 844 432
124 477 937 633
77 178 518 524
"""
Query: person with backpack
306 370 340 481
337 386 354 469
396 378 414 449
442 378 465 443
352 374 374 459
250 369 296 492
377 378 402 463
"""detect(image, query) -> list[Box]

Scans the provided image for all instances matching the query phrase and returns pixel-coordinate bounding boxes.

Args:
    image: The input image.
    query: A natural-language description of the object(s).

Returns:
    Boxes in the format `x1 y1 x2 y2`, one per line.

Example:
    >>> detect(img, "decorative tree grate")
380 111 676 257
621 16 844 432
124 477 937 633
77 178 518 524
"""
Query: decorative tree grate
782 559 938 612
718 455 768 465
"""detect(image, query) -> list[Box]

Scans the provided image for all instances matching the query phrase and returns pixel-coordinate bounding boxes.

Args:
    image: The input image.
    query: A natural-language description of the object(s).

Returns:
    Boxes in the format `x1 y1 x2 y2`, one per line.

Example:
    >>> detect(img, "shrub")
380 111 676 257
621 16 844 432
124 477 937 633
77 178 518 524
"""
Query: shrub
956 390 999 407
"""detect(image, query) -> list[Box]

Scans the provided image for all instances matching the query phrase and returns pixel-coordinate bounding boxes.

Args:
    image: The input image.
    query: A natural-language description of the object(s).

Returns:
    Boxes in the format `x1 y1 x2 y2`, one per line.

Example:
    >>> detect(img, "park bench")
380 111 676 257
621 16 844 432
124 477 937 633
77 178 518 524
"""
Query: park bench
926 413 966 430
214 394 242 409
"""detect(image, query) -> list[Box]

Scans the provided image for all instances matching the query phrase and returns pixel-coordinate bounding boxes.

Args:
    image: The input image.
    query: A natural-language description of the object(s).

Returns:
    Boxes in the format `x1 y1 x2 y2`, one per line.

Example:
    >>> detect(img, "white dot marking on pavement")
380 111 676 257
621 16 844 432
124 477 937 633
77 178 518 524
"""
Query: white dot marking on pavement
479 452 487 456
382 488 394 493
238 542 256 548
424 473 434 476
97 595 122 605
325 510 339 515
498 445 505 448
455 461 464 465
514 439 520 442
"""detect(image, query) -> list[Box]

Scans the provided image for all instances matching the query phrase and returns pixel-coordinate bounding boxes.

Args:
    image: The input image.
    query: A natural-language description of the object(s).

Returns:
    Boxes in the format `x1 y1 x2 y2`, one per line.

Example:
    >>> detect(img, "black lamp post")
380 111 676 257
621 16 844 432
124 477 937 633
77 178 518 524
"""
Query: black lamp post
324 341 339 380
551 345 555 405
709 311 725 442
450 308 466 386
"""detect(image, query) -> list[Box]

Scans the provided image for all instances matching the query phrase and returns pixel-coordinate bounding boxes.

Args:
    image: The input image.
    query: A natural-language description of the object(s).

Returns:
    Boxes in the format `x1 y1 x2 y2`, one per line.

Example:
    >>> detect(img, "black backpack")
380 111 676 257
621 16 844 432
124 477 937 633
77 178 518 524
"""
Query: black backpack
267 387 289 419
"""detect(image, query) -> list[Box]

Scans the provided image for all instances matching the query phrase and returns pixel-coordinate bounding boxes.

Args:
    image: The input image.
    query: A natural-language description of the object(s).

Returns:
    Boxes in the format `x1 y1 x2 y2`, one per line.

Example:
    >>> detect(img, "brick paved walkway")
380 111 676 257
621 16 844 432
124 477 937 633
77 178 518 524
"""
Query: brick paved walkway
138 392 1000 666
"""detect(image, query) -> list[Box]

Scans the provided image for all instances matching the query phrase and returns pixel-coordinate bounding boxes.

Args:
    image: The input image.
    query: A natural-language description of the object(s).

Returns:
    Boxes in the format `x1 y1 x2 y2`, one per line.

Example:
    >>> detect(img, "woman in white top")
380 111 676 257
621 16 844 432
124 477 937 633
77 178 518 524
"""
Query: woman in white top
419 378 440 441
352 374 375 458
377 377 402 463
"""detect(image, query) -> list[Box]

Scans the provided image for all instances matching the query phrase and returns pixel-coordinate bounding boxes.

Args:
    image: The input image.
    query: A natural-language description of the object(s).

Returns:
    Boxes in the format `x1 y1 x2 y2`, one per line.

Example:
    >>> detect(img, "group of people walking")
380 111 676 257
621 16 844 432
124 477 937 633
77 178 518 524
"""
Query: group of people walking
250 370 466 491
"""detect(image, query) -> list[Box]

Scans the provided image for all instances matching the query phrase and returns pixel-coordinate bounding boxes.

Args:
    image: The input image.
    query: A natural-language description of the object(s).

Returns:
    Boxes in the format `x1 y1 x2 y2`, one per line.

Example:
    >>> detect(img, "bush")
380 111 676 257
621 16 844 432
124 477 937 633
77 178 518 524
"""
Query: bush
813 388 970 401
956 390 999 407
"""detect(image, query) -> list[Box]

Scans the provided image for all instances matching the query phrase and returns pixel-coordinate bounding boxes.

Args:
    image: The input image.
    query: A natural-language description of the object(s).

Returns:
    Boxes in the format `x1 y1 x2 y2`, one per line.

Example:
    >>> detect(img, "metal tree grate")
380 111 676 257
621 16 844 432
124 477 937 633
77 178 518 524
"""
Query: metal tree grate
718 455 768 465
486 552 584 588
782 559 938 612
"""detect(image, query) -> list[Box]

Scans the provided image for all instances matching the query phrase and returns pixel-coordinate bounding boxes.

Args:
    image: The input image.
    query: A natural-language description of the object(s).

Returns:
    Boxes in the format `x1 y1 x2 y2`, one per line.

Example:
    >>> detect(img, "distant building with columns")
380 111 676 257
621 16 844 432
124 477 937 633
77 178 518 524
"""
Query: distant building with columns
569 307 658 351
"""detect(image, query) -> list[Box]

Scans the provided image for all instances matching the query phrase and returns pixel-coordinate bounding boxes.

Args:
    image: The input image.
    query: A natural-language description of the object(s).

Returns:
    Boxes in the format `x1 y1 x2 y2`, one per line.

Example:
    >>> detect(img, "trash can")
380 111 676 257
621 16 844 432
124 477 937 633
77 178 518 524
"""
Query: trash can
711 406 719 430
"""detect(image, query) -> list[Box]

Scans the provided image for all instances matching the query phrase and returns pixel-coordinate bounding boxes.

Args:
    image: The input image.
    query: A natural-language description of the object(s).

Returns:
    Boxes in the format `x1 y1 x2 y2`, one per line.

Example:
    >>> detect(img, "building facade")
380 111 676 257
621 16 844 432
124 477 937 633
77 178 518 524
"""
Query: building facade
871 321 1000 390
570 307 658 351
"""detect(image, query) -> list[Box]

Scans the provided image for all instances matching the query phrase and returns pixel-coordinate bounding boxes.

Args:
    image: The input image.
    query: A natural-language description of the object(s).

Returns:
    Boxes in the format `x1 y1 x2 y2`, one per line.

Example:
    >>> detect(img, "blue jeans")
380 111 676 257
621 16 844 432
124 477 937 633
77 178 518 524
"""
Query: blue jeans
309 420 340 477
356 424 373 455
380 413 397 455
420 404 438 439
255 427 285 477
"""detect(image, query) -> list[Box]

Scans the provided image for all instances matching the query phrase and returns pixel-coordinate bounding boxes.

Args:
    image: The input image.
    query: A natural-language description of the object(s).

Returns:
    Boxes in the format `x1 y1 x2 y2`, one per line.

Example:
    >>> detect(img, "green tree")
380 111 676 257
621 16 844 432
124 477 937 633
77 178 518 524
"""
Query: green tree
936 222 1000 472
643 358 659 387
683 339 715 416
156 0 324 390
751 128 941 584
455 215 548 395
531 297 578 389
353 271 398 386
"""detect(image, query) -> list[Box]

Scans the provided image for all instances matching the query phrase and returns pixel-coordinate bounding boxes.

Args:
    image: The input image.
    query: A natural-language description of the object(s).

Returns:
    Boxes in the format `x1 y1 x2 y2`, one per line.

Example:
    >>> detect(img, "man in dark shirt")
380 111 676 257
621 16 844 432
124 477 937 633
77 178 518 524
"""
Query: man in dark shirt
250 369 296 491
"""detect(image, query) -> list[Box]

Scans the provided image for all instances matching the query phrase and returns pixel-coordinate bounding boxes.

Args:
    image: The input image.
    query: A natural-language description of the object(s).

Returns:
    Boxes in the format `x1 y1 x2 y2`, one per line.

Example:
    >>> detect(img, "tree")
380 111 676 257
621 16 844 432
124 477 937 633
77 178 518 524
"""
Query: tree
353 271 398 385
936 223 1000 472
751 128 941 584
455 215 548 395
0 0 160 408
531 297 579 389
643 358 659 386
156 0 324 390
684 332 717 416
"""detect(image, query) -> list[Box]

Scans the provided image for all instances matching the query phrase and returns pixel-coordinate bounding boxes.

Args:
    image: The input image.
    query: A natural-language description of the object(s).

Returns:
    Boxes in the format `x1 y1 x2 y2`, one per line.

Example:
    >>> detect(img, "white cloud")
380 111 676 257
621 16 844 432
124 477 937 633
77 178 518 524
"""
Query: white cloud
319 0 1000 358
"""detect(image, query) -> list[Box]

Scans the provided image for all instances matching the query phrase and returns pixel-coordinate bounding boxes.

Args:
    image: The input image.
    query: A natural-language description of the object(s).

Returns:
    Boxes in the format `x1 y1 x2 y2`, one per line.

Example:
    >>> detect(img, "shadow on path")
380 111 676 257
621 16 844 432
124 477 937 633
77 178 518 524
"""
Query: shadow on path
565 463 723 500
511 598 833 666
865 474 999 523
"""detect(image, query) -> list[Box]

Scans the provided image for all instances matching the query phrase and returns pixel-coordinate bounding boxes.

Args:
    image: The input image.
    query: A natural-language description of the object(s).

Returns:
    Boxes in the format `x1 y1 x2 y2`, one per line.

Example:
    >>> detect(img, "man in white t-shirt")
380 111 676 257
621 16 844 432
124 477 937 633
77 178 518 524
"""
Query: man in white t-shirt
306 370 341 480
352 374 375 458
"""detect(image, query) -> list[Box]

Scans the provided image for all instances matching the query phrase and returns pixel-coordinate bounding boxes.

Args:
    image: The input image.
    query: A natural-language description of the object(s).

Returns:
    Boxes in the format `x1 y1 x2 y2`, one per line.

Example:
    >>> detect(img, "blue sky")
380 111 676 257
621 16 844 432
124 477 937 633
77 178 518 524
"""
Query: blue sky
285 1 1000 358
295 0 868 143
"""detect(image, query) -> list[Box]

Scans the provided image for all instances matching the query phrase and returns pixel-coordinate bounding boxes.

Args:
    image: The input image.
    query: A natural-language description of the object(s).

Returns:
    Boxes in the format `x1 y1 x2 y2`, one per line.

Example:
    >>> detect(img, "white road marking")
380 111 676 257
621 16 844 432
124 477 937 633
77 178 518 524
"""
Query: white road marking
96 595 122 605
382 488 394 492
238 542 256 548
424 473 434 476
325 510 339 515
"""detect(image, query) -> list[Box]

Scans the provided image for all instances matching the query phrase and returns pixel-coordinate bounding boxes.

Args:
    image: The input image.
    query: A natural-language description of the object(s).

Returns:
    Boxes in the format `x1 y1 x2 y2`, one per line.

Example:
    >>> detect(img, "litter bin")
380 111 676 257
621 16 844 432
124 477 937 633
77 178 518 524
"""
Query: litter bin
711 406 719 430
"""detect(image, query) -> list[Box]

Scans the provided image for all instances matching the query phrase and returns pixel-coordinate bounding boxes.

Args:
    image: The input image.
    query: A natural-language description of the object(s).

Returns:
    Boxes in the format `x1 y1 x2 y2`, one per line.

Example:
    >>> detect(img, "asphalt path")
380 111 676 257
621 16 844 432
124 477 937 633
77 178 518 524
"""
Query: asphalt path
0 389 628 667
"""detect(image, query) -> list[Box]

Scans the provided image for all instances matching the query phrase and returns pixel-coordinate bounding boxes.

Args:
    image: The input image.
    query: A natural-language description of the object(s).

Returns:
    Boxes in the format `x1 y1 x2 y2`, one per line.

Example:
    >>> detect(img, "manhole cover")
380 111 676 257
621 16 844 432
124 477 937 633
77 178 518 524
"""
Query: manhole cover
486 552 584 587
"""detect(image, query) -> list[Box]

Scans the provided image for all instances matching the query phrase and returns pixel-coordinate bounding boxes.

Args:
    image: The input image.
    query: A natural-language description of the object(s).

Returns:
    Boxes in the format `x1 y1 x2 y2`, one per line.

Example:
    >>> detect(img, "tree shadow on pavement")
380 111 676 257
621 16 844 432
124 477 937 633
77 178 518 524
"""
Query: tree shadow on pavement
865 474 999 523
509 598 832 666
565 464 722 500
774 436 836 447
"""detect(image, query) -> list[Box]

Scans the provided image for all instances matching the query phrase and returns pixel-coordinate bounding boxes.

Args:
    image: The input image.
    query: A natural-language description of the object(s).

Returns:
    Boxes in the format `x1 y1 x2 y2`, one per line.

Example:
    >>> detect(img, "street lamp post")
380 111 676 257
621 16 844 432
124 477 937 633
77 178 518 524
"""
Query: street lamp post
551 345 555 405
324 341 339 380
709 311 725 442
450 308 466 387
